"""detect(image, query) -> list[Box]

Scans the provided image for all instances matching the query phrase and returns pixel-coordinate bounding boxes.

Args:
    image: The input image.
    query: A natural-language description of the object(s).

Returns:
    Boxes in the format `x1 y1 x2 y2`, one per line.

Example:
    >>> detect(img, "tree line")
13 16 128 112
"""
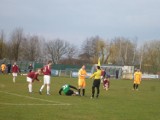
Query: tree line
0 28 160 73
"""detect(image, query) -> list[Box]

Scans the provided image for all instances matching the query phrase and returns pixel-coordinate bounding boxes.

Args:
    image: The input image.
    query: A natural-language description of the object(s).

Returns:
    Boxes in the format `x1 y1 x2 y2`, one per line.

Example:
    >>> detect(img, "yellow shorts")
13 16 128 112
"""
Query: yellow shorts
134 80 141 84
78 79 86 88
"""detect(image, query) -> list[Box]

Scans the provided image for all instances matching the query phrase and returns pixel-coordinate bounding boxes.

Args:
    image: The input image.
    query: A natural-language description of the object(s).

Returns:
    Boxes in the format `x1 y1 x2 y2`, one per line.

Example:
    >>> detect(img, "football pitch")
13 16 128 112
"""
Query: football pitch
0 75 160 120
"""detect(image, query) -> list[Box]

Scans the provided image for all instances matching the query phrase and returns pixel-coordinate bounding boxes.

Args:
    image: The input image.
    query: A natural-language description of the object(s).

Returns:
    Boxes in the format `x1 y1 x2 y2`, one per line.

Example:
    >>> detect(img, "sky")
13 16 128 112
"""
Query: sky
0 0 160 47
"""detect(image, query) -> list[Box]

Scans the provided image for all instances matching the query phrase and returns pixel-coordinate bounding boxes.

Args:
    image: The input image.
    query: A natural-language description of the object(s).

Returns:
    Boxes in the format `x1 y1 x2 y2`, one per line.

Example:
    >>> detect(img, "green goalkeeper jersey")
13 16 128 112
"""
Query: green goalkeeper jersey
62 84 70 94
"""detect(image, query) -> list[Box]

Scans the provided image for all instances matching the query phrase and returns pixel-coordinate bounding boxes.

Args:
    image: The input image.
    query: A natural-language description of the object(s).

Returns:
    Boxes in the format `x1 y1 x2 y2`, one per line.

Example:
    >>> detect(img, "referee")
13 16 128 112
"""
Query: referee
90 66 101 98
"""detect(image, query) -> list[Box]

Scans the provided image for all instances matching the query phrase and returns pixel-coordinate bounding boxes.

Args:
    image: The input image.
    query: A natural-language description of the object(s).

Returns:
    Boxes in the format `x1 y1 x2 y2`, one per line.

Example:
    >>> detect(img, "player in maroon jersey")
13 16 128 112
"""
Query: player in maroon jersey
39 60 52 95
27 69 41 93
12 62 19 83
103 75 110 91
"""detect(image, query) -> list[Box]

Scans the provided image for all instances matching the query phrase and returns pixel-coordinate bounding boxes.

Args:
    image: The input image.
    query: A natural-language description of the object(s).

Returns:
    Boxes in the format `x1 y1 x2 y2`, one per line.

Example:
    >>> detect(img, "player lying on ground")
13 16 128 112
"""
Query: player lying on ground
26 69 41 93
59 84 79 96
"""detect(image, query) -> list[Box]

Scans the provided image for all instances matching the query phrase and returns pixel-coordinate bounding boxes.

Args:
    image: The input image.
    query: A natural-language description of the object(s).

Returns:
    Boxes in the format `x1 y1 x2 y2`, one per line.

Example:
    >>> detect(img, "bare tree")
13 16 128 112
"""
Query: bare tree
21 35 40 61
46 39 69 64
142 40 160 73
10 28 24 61
0 30 5 59
109 37 136 65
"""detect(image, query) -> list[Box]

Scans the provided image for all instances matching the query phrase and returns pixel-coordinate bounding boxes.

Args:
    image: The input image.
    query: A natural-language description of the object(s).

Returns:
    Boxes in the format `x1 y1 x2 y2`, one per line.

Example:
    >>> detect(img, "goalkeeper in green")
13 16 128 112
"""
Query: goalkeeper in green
59 84 79 96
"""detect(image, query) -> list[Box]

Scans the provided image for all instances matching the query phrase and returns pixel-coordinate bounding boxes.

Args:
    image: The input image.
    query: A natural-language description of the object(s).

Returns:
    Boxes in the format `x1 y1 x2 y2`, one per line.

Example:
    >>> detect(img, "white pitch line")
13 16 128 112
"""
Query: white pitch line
0 91 71 105
0 103 71 106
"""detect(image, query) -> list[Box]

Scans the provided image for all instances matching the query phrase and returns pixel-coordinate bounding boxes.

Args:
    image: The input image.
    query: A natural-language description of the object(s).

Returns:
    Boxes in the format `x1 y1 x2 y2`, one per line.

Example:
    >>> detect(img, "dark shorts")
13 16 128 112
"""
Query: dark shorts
65 90 74 96
93 79 100 87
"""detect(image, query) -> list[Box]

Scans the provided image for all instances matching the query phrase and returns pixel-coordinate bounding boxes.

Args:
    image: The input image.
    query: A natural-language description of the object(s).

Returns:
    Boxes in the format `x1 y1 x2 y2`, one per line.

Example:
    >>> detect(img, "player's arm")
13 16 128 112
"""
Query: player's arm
59 88 63 95
89 72 96 79
69 85 78 90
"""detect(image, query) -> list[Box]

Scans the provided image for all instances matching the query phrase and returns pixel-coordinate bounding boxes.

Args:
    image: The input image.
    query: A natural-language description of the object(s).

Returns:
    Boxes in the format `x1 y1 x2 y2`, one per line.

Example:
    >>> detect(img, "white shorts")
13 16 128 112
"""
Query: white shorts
12 73 17 77
43 75 51 84
26 77 32 83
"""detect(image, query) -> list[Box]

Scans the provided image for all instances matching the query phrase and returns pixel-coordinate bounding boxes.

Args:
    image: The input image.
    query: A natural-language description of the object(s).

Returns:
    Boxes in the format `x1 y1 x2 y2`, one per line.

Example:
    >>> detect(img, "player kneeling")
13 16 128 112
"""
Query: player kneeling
26 69 41 93
59 84 79 96
103 75 110 91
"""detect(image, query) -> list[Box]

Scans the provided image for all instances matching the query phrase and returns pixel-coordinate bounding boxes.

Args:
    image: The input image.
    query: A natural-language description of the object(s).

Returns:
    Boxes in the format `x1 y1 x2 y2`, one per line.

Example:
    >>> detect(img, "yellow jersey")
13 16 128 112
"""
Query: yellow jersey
134 71 142 84
78 68 87 80
90 69 101 79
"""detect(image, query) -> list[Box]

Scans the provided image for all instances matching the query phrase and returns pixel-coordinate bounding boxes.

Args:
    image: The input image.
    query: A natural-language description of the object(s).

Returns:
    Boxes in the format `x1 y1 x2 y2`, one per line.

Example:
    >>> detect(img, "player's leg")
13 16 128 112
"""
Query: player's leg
91 86 95 98
12 73 17 83
82 81 86 96
46 84 50 95
133 83 136 90
28 82 32 93
46 75 51 95
78 79 82 96
96 80 100 98
135 84 139 90
66 90 74 96
27 77 32 93
39 76 46 94
91 80 96 98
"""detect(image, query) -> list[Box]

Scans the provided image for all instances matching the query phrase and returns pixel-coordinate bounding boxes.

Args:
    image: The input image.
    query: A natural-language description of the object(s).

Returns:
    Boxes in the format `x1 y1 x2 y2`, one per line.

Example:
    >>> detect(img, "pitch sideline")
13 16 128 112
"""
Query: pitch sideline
0 90 71 106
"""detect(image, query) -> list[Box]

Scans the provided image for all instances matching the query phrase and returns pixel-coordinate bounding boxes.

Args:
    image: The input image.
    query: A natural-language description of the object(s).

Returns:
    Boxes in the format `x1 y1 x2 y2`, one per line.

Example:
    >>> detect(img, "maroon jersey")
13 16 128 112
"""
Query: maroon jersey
12 65 19 73
27 71 39 82
42 65 51 75
103 79 110 88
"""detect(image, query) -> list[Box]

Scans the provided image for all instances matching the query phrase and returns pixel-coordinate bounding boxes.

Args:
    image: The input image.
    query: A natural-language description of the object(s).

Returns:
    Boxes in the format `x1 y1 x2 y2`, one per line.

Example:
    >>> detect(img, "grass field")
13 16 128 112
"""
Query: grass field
0 75 160 120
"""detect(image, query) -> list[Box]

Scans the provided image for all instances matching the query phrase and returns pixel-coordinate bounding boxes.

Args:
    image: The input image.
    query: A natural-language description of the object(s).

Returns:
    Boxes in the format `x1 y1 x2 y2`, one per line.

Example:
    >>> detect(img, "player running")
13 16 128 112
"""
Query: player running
12 62 19 83
90 66 101 99
39 60 52 95
59 84 79 96
78 65 87 96
133 69 142 91
27 69 41 93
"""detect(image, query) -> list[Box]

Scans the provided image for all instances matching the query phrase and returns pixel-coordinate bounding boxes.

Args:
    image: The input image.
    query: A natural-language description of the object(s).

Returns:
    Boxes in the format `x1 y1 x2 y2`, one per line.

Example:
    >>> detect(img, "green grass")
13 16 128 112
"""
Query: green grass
0 75 160 120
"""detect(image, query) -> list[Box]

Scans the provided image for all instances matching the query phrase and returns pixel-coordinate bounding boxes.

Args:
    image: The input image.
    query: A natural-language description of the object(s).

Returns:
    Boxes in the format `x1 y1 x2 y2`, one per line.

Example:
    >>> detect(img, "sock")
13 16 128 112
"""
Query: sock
82 89 85 96
92 86 95 97
13 77 15 83
40 85 45 92
136 84 139 89
47 85 50 94
133 84 136 89
28 84 32 92
96 87 100 97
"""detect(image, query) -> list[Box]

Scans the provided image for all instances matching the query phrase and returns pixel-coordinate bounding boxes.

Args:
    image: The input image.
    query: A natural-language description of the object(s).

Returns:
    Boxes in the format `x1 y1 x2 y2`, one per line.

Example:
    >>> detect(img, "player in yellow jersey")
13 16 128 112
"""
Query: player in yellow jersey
1 63 6 74
78 65 87 96
90 66 101 98
133 69 142 91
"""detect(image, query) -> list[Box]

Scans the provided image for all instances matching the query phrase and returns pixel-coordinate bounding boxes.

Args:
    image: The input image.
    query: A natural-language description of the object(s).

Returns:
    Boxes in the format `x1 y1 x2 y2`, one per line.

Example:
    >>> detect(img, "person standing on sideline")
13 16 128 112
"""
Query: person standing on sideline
28 64 33 72
1 63 6 74
27 69 41 93
12 62 19 83
90 66 101 99
7 63 11 74
78 65 87 96
116 69 119 79
39 60 52 95
133 69 142 91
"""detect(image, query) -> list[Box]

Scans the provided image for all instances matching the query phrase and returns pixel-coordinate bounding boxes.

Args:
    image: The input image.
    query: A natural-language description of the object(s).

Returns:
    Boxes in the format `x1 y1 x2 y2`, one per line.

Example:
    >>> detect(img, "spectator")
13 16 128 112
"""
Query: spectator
28 64 33 72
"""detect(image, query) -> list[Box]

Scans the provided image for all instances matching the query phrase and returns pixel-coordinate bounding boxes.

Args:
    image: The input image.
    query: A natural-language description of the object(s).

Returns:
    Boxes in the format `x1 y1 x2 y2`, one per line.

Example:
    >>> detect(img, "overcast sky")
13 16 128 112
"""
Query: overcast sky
0 0 160 46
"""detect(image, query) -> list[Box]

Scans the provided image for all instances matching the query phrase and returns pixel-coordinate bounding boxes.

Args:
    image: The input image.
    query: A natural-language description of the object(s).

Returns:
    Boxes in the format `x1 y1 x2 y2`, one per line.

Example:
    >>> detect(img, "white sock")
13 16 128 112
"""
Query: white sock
47 86 50 94
13 77 15 83
40 85 45 92
28 84 32 92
